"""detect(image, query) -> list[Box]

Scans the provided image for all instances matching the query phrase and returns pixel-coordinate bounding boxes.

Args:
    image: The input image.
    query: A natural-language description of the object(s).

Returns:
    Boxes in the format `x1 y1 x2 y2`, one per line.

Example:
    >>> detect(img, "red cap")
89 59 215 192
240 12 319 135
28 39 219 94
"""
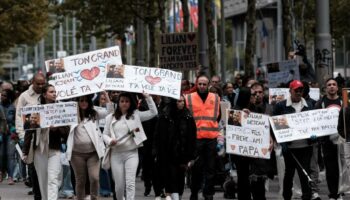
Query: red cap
289 80 304 90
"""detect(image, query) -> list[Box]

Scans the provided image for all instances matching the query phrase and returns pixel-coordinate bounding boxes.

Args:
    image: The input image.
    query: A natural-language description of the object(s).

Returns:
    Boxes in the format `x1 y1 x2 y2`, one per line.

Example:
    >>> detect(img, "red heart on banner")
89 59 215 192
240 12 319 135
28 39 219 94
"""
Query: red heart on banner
261 148 268 155
81 67 100 80
145 76 162 85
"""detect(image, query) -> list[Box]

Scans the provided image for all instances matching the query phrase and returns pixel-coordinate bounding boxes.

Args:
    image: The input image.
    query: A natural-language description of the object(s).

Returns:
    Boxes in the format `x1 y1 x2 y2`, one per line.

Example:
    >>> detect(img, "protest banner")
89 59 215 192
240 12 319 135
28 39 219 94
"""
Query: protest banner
269 88 320 104
266 60 300 88
105 65 182 99
20 102 78 130
159 32 197 70
220 101 231 124
270 108 339 143
46 46 122 100
226 110 271 159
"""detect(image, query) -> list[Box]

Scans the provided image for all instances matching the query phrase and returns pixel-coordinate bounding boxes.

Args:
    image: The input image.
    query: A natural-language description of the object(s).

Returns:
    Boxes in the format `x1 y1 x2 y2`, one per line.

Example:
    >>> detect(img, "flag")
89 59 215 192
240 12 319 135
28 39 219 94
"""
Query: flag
260 21 268 49
189 0 198 28
175 1 184 32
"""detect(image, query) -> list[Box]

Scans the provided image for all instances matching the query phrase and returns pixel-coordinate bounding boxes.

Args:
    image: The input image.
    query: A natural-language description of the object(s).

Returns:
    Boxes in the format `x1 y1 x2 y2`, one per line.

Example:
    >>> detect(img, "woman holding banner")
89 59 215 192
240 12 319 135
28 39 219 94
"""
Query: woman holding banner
22 84 70 200
103 92 157 200
66 93 112 200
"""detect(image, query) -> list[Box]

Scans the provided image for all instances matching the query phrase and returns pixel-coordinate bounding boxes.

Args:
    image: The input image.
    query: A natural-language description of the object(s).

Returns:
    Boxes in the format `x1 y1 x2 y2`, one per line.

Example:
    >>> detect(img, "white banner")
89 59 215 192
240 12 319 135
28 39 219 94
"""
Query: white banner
269 88 320 104
226 110 271 159
105 65 182 99
46 46 122 100
270 108 339 143
266 60 300 88
20 102 78 130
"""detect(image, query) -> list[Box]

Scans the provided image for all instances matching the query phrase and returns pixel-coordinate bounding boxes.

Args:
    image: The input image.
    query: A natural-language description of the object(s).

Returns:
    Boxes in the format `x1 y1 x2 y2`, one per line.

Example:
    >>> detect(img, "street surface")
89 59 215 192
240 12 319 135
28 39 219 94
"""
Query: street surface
1 171 349 200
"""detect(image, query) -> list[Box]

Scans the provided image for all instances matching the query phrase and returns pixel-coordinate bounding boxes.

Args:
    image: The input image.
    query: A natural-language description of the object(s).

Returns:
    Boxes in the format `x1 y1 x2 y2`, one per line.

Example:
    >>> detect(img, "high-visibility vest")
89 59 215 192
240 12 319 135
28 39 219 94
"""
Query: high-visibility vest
186 92 220 139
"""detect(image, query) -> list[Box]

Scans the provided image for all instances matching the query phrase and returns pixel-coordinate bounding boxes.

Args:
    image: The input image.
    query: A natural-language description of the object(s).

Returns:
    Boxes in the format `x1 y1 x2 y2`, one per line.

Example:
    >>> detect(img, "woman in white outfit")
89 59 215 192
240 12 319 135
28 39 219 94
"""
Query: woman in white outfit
66 93 113 200
103 92 158 200
23 84 70 200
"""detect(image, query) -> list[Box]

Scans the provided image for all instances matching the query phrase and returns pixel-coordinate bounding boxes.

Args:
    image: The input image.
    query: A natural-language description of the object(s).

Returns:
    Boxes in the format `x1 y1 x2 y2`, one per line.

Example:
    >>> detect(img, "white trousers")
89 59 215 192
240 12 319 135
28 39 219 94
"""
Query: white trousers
34 149 62 200
111 149 139 200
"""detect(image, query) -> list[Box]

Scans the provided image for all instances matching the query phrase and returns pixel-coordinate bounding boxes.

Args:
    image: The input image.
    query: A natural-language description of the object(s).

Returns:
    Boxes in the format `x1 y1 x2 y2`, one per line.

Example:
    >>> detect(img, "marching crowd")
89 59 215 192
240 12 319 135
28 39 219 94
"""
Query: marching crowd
0 70 349 200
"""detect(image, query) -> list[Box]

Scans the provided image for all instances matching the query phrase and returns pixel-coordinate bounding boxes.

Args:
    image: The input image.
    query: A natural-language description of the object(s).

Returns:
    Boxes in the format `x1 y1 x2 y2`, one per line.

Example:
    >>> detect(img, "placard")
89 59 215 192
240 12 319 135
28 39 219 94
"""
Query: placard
105 65 182 99
266 60 300 88
159 32 197 70
20 102 78 130
226 110 271 159
46 46 122 100
270 108 339 143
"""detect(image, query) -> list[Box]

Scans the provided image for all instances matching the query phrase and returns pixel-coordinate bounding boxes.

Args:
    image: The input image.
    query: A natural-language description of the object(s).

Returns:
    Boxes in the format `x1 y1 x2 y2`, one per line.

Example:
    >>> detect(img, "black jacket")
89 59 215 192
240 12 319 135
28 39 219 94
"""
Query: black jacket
154 107 197 165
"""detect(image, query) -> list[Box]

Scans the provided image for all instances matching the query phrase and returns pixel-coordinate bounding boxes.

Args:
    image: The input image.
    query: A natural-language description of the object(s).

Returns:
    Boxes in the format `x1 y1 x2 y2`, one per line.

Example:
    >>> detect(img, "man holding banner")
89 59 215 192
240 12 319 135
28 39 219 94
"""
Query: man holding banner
315 78 342 200
272 80 314 200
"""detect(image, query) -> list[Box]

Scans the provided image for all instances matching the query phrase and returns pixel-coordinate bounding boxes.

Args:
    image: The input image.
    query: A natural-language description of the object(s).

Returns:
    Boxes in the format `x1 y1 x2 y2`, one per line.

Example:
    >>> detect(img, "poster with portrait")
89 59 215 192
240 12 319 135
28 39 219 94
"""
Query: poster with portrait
46 46 122 100
20 102 78 130
226 110 271 159
270 108 339 143
266 60 300 88
105 65 182 99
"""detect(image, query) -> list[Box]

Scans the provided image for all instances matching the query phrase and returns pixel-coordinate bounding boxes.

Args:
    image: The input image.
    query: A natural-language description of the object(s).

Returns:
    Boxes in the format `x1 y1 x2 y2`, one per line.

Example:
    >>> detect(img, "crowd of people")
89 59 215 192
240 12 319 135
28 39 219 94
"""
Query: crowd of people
0 70 349 200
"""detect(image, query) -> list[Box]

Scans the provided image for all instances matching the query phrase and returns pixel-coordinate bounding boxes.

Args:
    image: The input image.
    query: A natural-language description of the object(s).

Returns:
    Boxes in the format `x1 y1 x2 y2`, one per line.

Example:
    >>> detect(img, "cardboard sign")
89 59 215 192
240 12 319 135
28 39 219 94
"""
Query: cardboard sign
159 32 197 70
266 60 300 88
46 46 122 100
226 110 271 159
269 88 320 104
270 108 339 143
20 102 78 130
105 65 182 99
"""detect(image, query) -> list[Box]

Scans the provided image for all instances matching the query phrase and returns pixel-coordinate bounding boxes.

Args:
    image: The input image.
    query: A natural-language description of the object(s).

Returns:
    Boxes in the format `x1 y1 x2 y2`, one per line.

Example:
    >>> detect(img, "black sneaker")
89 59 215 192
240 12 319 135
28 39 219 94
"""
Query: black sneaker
190 193 198 200
144 187 151 196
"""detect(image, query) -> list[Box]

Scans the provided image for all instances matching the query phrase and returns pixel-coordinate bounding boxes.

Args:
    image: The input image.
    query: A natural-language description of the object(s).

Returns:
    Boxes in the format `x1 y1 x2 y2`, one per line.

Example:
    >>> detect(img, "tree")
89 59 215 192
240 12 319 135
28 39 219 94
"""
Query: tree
282 0 292 59
180 0 190 32
205 0 217 76
0 0 49 53
244 0 256 78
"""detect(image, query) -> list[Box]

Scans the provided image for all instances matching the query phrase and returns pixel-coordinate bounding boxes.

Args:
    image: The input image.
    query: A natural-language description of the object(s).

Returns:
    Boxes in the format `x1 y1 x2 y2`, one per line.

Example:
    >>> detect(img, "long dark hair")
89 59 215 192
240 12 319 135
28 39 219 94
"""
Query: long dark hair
235 87 251 109
114 92 137 120
78 94 97 121
39 84 55 104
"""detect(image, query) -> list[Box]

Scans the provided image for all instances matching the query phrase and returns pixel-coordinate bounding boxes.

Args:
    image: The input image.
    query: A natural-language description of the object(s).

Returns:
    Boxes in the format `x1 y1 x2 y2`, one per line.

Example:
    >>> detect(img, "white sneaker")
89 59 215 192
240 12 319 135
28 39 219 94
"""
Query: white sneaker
165 196 172 200
155 197 162 200
337 197 343 200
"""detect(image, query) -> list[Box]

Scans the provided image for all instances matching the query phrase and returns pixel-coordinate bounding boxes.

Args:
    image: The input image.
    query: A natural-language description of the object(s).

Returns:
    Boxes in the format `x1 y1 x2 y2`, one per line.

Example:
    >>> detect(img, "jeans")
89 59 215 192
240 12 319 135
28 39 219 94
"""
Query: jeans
59 165 74 198
111 149 139 200
322 140 340 199
282 146 313 200
190 138 217 197
71 151 100 200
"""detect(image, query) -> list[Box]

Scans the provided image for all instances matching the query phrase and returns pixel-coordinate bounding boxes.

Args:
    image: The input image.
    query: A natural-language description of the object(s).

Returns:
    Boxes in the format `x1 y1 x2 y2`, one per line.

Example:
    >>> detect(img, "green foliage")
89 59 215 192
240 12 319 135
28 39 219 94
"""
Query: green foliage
0 0 49 52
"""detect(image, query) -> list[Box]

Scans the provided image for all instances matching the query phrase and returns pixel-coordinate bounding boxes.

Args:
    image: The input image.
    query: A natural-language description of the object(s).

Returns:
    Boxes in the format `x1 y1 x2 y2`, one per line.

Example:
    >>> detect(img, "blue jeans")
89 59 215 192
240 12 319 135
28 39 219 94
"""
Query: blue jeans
6 135 17 178
59 165 74 198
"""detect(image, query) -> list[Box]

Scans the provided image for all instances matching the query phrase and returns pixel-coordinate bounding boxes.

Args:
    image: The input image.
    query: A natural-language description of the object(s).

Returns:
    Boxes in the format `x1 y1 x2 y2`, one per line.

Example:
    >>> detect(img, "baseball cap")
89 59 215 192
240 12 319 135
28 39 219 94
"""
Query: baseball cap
289 80 304 90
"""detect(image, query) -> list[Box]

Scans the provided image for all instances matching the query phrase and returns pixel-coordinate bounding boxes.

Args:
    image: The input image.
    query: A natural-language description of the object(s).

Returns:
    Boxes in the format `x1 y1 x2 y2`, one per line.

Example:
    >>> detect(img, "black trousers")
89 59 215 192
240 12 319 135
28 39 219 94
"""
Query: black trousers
322 140 340 199
233 155 266 200
29 163 41 200
282 146 313 200
190 138 217 197
164 163 186 195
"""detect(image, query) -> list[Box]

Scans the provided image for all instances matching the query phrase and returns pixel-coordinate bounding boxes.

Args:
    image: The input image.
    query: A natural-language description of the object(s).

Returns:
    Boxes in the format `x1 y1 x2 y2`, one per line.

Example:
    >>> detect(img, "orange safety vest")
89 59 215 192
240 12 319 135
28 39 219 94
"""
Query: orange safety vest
186 92 220 139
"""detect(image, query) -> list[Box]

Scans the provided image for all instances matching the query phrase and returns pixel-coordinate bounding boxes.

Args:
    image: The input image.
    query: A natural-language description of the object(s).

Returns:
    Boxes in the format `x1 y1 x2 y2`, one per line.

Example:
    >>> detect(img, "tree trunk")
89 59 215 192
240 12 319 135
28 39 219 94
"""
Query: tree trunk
282 0 292 58
158 0 167 33
180 0 190 32
148 21 157 67
205 0 217 76
244 0 256 78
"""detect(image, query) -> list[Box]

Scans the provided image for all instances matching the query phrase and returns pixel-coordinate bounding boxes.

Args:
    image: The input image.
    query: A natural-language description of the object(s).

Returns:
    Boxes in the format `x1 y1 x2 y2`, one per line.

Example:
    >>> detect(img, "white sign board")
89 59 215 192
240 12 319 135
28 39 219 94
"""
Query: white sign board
266 60 300 88
105 65 182 99
20 102 78 130
159 32 197 70
226 110 271 159
270 108 339 143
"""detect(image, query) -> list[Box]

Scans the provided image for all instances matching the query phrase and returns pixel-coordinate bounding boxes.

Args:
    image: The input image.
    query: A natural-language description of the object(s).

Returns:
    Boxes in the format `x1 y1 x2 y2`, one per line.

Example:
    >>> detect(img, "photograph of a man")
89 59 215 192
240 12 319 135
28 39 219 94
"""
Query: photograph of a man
227 110 242 126
273 116 290 130
107 64 124 78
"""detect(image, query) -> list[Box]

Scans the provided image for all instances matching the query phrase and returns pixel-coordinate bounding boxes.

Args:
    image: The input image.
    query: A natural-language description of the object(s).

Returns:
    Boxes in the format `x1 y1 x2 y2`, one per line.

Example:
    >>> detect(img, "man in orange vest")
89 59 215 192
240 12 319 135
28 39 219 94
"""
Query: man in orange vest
186 74 220 200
